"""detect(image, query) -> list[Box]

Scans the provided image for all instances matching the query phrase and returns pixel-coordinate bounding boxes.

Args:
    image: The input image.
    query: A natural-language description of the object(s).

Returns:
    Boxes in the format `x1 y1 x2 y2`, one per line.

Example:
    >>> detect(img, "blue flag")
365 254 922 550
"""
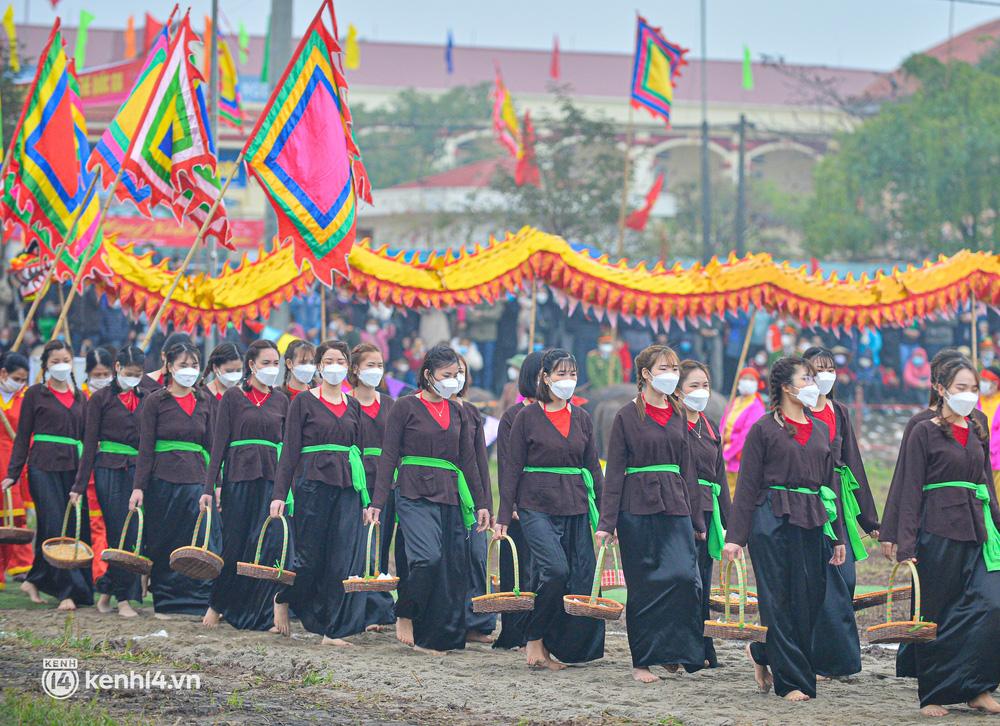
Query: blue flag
445 30 454 74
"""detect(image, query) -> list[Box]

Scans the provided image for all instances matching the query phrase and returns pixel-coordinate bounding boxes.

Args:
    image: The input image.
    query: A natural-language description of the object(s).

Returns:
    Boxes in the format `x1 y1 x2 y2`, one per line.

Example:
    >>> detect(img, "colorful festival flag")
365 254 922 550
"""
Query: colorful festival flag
2 5 18 73
492 66 520 157
238 22 249 64
242 0 371 285
742 44 754 90
260 14 271 82
218 36 243 128
625 172 665 231
550 35 560 80
345 23 360 69
629 15 688 127
203 16 214 82
445 30 454 74
144 12 163 53
75 10 95 70
124 15 136 57
515 111 540 187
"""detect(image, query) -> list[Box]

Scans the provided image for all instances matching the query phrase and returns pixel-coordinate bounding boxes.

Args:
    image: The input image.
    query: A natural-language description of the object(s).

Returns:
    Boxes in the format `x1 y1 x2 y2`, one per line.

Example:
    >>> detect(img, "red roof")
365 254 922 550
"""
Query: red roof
392 158 515 189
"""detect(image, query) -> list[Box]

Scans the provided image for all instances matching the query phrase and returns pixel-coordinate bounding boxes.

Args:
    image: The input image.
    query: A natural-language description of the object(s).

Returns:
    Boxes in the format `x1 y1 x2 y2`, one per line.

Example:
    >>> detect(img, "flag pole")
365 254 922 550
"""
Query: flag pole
139 151 244 349
616 104 634 258
971 291 978 368
527 280 538 351
10 172 100 352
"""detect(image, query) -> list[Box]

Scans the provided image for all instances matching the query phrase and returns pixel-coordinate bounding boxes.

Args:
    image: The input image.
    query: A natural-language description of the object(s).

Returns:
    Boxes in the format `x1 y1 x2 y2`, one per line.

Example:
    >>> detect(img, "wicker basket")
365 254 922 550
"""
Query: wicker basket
866 561 937 644
472 532 536 613
169 508 223 580
41 499 93 570
703 558 767 643
101 507 152 576
563 543 624 620
0 487 33 544
853 584 912 612
709 562 758 613
237 514 295 585
599 542 627 590
343 521 399 593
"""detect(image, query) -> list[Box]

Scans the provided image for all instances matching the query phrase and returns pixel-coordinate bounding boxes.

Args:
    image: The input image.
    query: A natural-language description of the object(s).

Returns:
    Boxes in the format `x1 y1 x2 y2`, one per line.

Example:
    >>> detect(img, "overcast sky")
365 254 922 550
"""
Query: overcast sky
23 0 1000 70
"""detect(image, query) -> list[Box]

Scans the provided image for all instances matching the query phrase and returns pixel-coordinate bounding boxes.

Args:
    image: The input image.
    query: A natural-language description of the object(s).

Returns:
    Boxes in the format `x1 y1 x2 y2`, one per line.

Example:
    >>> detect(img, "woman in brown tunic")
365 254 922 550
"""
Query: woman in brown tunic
347 342 396 632
882 356 1000 717
366 344 491 654
722 356 846 702
129 342 218 617
139 331 192 394
678 359 731 668
597 346 704 682
496 349 605 670
203 342 243 402
201 340 289 632
271 340 375 644
2 340 92 610
71 345 147 618
281 339 316 402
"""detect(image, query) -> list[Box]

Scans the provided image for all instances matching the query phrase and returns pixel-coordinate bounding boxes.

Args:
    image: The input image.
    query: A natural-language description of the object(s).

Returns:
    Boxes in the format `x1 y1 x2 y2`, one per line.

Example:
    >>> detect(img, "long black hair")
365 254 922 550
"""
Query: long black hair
163 342 201 388
207 342 241 378
0 351 29 376
40 340 76 388
111 345 146 395
536 348 577 403
85 347 115 377
241 339 280 391
802 346 836 400
283 339 316 388
418 344 460 393
928 348 965 409
517 350 545 400
768 355 813 437
934 356 986 442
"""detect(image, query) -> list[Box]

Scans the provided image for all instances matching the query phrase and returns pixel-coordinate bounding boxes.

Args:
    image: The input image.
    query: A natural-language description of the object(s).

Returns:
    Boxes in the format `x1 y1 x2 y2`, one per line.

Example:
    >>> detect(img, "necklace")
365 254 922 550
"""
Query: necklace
421 393 448 421
691 415 703 439
247 386 269 408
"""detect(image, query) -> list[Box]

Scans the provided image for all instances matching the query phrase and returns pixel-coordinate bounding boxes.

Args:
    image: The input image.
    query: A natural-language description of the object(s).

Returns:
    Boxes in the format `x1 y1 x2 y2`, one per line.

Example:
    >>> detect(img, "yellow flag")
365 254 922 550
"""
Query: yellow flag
3 5 18 73
345 23 360 70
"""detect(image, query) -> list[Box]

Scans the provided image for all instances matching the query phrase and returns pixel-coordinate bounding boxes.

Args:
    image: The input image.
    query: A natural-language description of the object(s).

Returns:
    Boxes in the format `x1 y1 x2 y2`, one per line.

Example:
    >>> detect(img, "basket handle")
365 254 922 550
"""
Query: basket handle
608 542 622 574
61 497 83 559
2 487 13 529
190 507 212 550
485 532 522 596
252 515 289 577
720 557 749 628
118 507 144 555
887 560 921 624
364 521 380 579
589 543 609 605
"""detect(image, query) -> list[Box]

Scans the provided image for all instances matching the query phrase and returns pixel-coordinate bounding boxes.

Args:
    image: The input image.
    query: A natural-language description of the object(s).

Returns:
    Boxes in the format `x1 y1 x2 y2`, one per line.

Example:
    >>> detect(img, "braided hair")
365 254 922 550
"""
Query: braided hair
632 344 682 420
928 348 965 409
934 356 986 442
802 346 836 400
768 355 812 438
110 345 145 395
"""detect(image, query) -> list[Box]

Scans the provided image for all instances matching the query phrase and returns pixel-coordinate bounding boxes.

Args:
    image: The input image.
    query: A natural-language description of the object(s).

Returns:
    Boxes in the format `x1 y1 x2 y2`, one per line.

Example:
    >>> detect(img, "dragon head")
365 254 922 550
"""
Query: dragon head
8 250 50 300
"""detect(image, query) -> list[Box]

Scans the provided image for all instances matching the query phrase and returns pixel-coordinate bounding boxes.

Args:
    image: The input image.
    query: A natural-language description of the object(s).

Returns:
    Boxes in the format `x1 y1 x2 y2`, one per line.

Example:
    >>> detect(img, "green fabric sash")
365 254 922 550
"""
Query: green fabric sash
34 434 83 457
301 444 369 507
362 447 382 457
396 455 475 528
698 479 725 561
922 481 1000 572
98 440 138 457
154 440 210 468
769 485 837 540
834 465 869 562
523 465 598 531
229 439 282 457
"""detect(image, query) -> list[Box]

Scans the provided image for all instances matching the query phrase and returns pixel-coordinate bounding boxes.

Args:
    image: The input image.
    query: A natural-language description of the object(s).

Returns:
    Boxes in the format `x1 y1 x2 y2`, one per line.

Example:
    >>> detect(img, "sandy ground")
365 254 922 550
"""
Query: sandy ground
2 602 985 725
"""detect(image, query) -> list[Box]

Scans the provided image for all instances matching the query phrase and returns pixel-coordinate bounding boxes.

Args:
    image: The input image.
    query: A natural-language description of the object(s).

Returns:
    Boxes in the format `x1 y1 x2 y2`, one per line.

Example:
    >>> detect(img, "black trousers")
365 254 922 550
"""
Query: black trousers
394 495 469 651
618 512 704 670
143 479 220 615
465 526 497 635
519 509 604 664
747 499 826 698
26 468 93 605
811 535 861 677
493 516 532 650
93 467 142 603
696 524 718 668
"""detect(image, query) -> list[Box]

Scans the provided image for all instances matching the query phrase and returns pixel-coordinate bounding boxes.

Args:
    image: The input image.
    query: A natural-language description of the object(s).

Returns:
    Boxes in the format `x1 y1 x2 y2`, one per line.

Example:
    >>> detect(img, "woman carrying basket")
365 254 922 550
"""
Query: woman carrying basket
2 341 92 611
70 345 147 618
0 352 33 598
271 340 378 644
596 346 705 683
129 342 218 617
495 349 605 670
678 359 732 669
882 356 1000 717
722 356 846 702
366 344 491 654
201 340 289 632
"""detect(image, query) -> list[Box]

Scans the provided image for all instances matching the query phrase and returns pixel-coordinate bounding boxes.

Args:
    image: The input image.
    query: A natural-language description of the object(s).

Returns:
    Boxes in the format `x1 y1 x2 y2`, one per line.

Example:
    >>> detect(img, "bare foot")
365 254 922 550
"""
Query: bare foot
968 693 1000 714
57 598 76 611
466 630 494 644
153 613 173 621
96 594 114 614
526 640 565 670
663 664 679 673
817 675 831 681
784 690 810 702
321 637 353 647
396 617 414 647
201 607 221 628
141 575 149 600
365 624 386 633
272 597 290 637
118 601 138 618
633 667 660 683
920 705 949 717
20 581 43 604
746 644 772 693
413 645 445 655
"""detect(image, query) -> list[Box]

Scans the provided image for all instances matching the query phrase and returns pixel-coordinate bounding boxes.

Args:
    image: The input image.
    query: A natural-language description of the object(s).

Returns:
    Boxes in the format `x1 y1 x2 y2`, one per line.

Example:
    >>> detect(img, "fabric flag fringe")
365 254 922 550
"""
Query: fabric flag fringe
75 10 95 70
515 111 540 187
742 45 754 90
492 66 520 157
625 173 665 231
238 22 249 64
218 36 243 128
629 15 688 127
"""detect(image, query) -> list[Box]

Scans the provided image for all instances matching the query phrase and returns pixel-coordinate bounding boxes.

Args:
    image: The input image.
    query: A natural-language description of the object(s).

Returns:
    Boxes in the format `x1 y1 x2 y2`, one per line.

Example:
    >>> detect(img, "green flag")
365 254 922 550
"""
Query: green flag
75 10 95 69
260 15 271 82
742 44 753 91
238 22 249 64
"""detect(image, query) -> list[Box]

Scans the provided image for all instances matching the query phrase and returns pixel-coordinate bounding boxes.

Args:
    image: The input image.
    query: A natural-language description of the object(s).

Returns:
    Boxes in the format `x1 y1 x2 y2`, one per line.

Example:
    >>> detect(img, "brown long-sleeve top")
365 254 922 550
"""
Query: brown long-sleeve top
725 414 845 547
6 383 86 478
496 402 523 516
497 402 604 526
686 414 732 525
133 388 214 490
71 385 145 494
883 418 1000 562
272 391 366 501
138 372 163 395
371 394 485 512
461 400 493 513
810 400 879 532
599 402 703 533
204 387 288 494
359 393 394 496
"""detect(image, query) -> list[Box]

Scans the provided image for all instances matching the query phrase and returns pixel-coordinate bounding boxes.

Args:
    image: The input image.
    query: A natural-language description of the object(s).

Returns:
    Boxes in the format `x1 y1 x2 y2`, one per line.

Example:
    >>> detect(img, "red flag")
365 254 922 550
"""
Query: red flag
515 111 540 187
124 15 136 57
144 13 163 53
550 35 560 79
625 173 665 230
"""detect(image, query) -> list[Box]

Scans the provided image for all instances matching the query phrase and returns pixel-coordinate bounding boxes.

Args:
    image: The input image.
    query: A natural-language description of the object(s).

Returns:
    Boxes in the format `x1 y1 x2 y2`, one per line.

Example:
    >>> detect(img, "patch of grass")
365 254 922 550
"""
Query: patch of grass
226 690 244 708
300 670 332 687
1 688 149 726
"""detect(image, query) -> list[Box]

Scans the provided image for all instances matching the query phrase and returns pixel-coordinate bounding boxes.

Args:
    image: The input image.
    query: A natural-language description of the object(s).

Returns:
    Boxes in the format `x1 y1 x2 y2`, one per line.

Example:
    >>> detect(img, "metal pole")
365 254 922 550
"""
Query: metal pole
699 0 711 265
205 0 220 354
735 113 747 257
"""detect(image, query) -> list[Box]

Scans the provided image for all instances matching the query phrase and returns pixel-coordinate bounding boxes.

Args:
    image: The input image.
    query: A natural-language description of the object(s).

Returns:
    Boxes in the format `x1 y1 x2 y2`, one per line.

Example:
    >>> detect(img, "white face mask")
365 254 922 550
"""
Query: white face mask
455 374 466 392
793 383 821 409
292 364 316 385
815 371 836 396
358 368 384 388
88 376 112 391
549 379 577 401
366 324 378 334
651 372 679 396
683 389 710 412
737 379 757 396
48 362 72 382
117 374 141 390
173 367 199 388
321 364 348 386
217 370 242 388
599 343 613 356
254 366 280 388
945 391 979 418
432 376 461 399
507 366 519 381
0 378 24 394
